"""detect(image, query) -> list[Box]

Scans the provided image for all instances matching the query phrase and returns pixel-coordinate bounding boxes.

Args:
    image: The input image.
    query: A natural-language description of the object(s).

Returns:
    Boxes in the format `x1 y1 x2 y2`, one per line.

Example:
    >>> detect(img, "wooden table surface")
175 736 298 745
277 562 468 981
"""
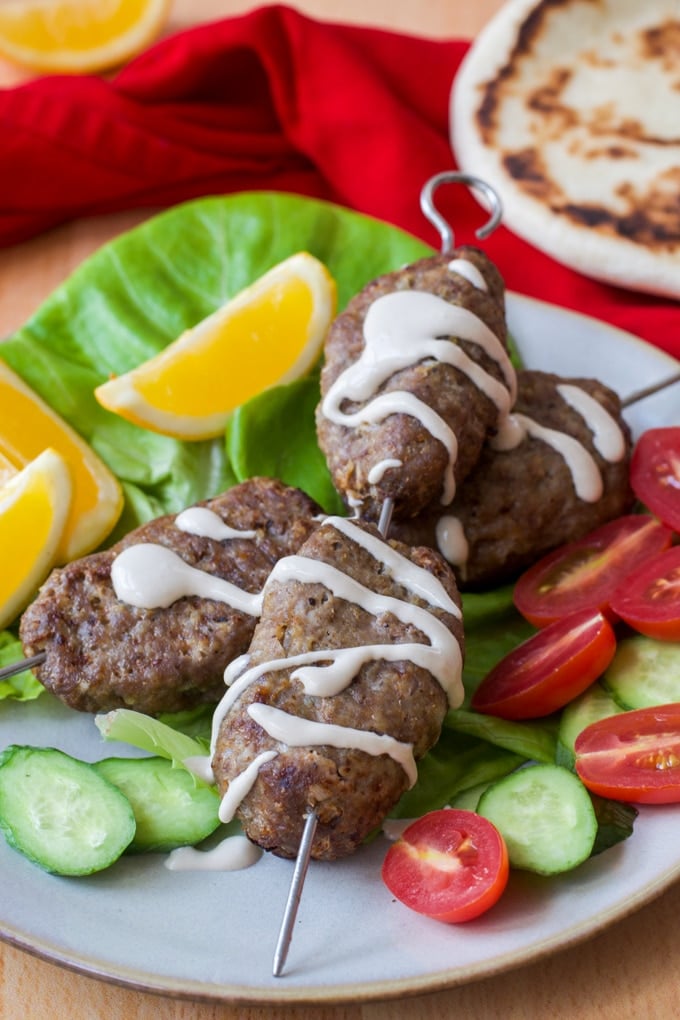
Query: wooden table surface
1 2 679 1018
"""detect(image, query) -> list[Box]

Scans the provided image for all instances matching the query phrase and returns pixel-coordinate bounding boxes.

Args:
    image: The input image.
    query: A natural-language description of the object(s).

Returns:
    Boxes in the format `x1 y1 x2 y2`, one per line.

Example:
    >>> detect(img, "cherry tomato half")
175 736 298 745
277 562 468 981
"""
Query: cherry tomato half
471 609 617 720
575 704 680 803
381 809 509 923
513 515 673 627
609 546 680 641
630 427 680 533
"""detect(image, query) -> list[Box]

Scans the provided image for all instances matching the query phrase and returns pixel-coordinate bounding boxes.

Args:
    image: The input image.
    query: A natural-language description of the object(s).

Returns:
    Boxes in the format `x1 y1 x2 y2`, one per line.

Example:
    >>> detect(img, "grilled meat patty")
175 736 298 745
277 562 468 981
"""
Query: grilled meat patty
316 247 514 521
211 516 464 861
20 478 321 715
391 370 634 588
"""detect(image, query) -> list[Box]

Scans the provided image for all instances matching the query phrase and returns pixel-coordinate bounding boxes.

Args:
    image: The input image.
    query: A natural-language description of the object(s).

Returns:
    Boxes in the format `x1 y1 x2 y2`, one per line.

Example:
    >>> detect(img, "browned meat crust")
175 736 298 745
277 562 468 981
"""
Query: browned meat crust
391 370 634 588
211 518 463 861
315 247 510 521
19 478 322 715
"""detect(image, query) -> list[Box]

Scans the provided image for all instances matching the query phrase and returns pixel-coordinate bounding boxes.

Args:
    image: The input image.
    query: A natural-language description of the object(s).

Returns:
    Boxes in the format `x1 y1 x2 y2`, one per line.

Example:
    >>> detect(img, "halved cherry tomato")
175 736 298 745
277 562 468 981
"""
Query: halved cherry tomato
630 427 680 533
575 704 680 803
471 609 616 720
513 515 673 627
609 546 680 641
381 809 509 923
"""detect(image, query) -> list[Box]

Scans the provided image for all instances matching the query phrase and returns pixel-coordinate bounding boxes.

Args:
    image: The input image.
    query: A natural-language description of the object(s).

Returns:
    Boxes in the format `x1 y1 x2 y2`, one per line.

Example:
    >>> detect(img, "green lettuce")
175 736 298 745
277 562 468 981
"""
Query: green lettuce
1 192 432 543
0 631 43 701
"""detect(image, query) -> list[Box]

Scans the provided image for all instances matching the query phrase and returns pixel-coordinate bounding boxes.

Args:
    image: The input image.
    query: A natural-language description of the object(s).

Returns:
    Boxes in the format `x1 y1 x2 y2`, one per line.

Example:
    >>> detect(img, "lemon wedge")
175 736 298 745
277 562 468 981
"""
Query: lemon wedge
0 359 123 563
95 252 337 441
0 449 72 630
0 0 170 74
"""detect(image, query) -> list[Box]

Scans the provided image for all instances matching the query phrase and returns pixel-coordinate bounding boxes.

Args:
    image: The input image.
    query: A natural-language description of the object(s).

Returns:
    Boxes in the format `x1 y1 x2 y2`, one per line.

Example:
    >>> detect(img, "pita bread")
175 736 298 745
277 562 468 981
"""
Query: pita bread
451 0 680 298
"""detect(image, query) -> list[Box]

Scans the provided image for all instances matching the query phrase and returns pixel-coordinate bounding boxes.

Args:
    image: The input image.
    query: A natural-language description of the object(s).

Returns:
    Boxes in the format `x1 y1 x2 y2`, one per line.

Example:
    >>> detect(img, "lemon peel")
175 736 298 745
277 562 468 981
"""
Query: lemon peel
0 0 171 74
0 449 72 630
0 359 123 562
95 252 337 441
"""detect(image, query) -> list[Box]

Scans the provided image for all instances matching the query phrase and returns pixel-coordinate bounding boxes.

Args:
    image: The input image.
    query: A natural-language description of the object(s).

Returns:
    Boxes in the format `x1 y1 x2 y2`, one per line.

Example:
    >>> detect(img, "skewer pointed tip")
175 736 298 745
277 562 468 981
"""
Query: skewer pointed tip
272 808 318 978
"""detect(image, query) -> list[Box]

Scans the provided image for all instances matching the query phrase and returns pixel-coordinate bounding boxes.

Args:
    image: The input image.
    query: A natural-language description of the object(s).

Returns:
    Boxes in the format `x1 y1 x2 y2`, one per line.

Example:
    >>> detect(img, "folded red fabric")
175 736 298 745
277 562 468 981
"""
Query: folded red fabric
0 4 677 358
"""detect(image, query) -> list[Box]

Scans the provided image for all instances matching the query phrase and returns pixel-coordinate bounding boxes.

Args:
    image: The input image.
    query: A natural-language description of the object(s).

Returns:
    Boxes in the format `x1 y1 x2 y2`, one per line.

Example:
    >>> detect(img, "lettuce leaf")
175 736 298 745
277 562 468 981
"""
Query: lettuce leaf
0 192 432 543
0 631 44 701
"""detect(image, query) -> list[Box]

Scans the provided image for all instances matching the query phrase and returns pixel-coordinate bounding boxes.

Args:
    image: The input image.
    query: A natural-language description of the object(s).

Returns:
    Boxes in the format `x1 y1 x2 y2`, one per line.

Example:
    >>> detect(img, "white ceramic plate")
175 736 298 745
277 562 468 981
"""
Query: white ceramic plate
1 294 679 1005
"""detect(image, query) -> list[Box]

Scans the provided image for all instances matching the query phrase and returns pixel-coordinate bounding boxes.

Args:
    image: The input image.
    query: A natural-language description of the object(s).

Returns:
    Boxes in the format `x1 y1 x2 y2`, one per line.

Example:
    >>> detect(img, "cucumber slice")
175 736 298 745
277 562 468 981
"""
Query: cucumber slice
478 764 597 875
93 756 221 853
558 683 624 754
0 745 135 875
604 635 680 709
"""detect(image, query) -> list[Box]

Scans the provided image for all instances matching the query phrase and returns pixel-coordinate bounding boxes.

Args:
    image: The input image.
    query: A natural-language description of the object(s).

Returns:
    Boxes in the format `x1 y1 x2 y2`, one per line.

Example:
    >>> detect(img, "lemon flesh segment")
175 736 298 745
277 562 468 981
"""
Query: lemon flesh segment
0 359 123 563
0 448 72 630
0 0 171 74
95 252 338 441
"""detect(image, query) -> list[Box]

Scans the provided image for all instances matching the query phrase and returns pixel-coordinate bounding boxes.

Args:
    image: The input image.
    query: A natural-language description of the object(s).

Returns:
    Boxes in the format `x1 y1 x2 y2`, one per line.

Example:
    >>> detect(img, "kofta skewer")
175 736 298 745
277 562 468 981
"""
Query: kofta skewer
16 477 322 715
391 369 635 589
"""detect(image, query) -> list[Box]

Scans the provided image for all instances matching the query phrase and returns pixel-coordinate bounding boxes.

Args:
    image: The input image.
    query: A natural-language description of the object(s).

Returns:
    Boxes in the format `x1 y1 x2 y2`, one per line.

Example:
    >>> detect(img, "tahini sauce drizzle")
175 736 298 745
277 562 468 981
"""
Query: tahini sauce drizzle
321 280 516 504
437 383 628 568
211 516 464 818
165 835 262 872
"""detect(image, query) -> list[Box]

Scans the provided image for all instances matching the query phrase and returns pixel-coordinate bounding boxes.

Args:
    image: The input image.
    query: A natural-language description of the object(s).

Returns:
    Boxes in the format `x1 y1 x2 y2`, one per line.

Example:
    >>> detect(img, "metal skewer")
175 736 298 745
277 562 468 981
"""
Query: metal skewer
271 496 395 978
0 650 45 683
622 370 680 408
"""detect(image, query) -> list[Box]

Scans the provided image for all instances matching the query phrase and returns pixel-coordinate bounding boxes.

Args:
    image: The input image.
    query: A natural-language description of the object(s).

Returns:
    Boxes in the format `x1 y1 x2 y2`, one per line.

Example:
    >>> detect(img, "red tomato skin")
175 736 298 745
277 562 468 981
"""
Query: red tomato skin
609 546 680 641
471 610 617 720
513 515 673 628
575 705 680 804
630 427 680 533
381 809 509 923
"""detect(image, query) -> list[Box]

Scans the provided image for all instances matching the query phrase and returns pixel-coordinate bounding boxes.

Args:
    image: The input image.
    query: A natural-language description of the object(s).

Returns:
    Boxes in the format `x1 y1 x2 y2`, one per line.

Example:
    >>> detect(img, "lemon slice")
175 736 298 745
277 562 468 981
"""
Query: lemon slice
95 252 337 441
0 359 123 562
0 449 72 630
0 0 170 74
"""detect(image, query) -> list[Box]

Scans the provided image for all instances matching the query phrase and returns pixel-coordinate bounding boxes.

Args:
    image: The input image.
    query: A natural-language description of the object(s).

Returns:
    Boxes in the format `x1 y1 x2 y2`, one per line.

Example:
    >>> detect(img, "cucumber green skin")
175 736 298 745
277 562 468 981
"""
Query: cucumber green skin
604 635 680 710
478 764 598 876
93 756 221 853
0 745 136 876
558 682 624 754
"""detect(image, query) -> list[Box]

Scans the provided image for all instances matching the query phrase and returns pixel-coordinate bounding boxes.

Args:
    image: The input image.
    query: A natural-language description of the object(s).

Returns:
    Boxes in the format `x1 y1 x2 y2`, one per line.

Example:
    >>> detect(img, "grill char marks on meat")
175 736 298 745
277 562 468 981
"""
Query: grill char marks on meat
315 247 514 522
211 517 464 861
19 478 322 715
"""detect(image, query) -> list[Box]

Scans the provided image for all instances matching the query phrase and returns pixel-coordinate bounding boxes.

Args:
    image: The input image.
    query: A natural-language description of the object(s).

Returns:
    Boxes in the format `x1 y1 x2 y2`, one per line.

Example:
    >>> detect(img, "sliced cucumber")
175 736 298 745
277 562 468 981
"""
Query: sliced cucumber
478 764 597 875
558 683 624 754
0 745 135 875
93 756 221 853
604 635 680 710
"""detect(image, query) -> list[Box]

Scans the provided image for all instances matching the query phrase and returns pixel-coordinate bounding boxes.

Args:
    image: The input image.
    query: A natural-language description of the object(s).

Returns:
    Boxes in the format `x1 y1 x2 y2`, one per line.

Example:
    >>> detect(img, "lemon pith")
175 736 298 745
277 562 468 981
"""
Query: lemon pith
0 449 72 630
0 0 171 73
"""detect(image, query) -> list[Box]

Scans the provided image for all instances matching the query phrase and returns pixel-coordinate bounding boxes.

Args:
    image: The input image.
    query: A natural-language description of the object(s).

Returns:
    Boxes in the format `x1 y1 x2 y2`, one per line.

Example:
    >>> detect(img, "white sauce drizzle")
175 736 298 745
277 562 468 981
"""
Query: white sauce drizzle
556 384 626 462
435 515 469 567
218 750 278 823
175 506 257 541
447 257 488 290
248 702 418 789
210 516 464 822
321 290 516 504
165 835 262 872
367 458 403 484
111 543 263 614
492 413 603 502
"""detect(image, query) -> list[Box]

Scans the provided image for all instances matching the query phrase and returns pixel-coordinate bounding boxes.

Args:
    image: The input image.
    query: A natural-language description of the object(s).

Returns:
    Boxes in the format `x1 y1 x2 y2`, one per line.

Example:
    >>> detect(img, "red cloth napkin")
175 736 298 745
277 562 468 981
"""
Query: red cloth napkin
0 4 678 359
